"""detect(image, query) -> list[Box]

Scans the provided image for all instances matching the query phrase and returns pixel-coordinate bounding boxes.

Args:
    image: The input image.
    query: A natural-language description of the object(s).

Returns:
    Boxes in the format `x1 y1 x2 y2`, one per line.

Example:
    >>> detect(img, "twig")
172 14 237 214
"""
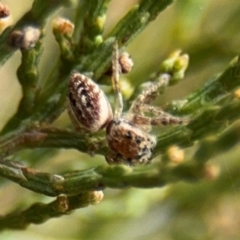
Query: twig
0 0 71 66
167 55 240 115
2 117 240 197
0 192 103 230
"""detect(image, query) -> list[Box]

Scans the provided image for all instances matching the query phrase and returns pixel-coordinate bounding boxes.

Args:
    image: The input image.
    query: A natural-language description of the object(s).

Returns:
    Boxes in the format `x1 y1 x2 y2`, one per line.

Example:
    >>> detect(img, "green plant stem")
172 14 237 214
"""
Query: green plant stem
2 33 44 134
0 95 240 158
53 30 75 62
48 0 175 111
77 0 111 54
194 120 240 163
0 158 206 196
80 0 174 77
167 55 240 115
1 120 240 196
109 0 174 45
0 0 72 66
156 96 240 153
1 1 175 136
0 192 102 230
16 37 43 113
0 127 100 157
1 0 74 134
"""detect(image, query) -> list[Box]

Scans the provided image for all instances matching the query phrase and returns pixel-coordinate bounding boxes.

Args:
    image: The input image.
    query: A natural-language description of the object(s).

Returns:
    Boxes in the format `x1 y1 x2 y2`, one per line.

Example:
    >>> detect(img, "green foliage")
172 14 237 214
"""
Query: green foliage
0 0 240 239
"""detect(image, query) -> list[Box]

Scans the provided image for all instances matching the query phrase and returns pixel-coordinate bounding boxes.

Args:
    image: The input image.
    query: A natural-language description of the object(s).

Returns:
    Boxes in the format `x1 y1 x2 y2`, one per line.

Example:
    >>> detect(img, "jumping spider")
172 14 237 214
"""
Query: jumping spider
68 42 188 165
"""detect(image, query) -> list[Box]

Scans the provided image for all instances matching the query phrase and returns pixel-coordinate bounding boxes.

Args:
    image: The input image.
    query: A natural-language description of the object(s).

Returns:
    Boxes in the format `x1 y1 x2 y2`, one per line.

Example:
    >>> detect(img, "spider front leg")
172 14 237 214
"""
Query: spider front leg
129 73 189 128
131 112 188 127
130 73 171 114
130 103 189 126
111 41 123 118
105 42 157 166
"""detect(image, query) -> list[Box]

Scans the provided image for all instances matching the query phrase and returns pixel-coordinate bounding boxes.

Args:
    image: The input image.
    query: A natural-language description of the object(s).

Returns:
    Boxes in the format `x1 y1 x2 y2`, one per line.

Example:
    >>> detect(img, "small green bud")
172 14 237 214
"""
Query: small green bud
161 49 182 72
170 54 189 83
119 77 134 99
94 35 103 46
96 15 106 30
173 54 189 72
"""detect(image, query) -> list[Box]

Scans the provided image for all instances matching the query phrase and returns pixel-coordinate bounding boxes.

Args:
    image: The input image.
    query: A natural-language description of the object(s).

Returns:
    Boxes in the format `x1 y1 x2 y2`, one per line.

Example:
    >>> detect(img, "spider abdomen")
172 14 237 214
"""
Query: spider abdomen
68 72 113 132
106 118 156 165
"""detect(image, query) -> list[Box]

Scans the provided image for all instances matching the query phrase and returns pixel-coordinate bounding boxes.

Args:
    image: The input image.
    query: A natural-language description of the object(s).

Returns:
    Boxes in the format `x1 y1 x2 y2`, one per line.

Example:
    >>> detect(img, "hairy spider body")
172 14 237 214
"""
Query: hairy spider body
68 73 113 132
68 42 188 165
106 118 156 165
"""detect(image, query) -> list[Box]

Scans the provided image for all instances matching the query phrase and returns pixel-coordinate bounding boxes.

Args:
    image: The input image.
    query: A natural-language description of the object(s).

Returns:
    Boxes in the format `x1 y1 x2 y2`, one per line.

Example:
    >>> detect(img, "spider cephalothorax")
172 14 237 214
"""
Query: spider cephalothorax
68 42 188 165
105 118 156 165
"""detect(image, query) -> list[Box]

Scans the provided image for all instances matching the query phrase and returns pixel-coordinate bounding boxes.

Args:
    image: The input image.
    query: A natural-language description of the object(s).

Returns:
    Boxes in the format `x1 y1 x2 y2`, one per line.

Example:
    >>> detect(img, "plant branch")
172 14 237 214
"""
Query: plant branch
1 1 175 136
77 0 111 54
109 0 174 45
0 127 103 157
167 55 240 115
0 191 103 230
1 120 240 196
0 0 71 66
0 94 240 159
2 32 44 133
80 0 174 78
0 158 206 196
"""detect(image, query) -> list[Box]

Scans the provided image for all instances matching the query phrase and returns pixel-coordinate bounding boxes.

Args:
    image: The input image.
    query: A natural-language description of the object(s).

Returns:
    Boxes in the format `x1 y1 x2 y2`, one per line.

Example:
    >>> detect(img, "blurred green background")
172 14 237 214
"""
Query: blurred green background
1 0 240 239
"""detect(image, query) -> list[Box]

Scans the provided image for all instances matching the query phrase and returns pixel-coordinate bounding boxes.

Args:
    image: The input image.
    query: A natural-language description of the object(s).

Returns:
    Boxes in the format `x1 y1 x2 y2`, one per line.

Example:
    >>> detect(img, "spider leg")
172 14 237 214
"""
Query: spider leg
112 41 123 118
133 104 169 117
130 73 170 114
131 113 189 126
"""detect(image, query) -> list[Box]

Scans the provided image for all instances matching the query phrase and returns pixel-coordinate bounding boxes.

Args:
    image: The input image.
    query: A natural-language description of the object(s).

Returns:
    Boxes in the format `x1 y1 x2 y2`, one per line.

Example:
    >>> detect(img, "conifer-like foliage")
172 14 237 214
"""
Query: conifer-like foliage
0 0 240 239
